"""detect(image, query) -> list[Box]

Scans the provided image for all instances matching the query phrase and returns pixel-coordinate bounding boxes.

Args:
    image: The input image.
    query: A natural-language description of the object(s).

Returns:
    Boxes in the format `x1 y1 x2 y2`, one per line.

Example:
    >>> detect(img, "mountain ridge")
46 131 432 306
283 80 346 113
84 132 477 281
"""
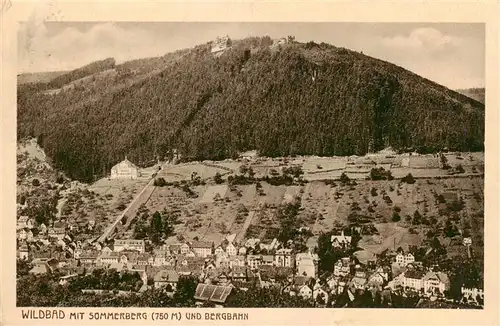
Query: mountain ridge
17 36 485 182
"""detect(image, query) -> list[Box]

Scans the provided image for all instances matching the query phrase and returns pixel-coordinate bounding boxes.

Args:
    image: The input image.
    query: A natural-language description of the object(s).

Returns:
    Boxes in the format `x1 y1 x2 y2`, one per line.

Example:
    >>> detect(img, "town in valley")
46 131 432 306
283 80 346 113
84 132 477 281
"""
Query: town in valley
16 138 484 308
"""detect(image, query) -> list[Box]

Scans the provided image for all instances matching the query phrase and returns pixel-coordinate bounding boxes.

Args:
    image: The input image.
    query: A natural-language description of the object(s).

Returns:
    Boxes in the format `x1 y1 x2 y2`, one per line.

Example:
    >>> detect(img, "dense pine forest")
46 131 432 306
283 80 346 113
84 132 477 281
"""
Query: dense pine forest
17 36 485 182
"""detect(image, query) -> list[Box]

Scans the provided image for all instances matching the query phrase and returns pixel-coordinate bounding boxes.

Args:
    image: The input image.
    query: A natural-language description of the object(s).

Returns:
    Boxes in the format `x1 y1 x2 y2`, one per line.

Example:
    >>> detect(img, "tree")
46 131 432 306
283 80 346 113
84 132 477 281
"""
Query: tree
32 178 40 187
239 165 249 175
413 210 422 225
391 212 401 222
401 173 415 184
172 276 198 307
214 172 224 184
340 172 350 185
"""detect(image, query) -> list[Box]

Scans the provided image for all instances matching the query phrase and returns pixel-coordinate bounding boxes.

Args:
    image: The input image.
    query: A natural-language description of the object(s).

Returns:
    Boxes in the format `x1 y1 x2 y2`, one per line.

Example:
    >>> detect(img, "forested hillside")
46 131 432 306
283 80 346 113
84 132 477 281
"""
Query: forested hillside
17 37 485 182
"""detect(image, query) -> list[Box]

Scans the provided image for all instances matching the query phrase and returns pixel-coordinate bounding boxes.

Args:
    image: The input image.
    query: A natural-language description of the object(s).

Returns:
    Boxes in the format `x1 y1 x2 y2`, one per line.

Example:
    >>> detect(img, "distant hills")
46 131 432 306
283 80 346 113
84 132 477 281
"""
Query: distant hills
17 71 68 85
17 36 485 182
455 88 485 104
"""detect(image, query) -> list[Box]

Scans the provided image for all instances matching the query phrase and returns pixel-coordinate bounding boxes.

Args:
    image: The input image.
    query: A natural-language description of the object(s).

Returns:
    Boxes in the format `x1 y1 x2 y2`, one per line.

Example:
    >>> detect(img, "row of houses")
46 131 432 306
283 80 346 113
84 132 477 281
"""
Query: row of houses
17 219 95 241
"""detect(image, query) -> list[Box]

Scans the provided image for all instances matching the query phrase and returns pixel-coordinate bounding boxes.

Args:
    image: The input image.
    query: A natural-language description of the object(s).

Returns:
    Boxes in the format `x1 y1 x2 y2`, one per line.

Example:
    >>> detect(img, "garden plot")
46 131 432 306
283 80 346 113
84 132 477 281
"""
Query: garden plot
239 184 258 206
201 201 242 244
158 163 226 182
409 155 441 169
282 186 303 204
358 223 423 255
304 170 344 181
445 152 484 167
302 157 347 173
198 185 229 204
260 184 287 206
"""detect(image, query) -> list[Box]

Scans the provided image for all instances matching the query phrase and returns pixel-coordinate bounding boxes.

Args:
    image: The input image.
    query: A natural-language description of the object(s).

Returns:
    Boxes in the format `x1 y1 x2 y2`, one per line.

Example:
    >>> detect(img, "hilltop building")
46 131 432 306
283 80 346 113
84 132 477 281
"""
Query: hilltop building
110 157 141 180
211 35 232 55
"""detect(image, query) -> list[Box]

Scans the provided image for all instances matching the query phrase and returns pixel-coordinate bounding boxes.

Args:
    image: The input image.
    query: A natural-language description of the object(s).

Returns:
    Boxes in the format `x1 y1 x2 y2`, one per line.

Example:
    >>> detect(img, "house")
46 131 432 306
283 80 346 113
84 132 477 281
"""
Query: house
354 265 367 278
205 261 217 270
463 237 472 246
119 252 140 265
261 255 275 266
292 275 312 293
228 255 245 269
214 245 225 256
29 262 53 275
17 229 27 240
79 251 99 265
395 253 415 267
313 283 330 304
259 238 279 251
238 246 247 256
273 37 288 46
229 266 248 281
180 243 191 255
349 276 367 290
194 283 233 307
168 244 181 255
296 252 319 278
191 241 213 258
216 271 230 286
334 257 351 277
331 230 352 248
39 223 47 234
246 255 262 270
110 157 141 179
94 242 102 251
101 246 112 254
423 271 450 295
99 251 120 265
58 273 78 286
185 250 196 258
275 248 294 268
56 239 66 249
17 216 29 229
374 266 391 282
225 243 238 256
154 269 179 291
114 239 145 253
154 252 175 267
461 287 484 303
18 244 29 260
297 284 313 299
367 272 386 288
400 269 426 291
244 238 260 249
215 254 230 268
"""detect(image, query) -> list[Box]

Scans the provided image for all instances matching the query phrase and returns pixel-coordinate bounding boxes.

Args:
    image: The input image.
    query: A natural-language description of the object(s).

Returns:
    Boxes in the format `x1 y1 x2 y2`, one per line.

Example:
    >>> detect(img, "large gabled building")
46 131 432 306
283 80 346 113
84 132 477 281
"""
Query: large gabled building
110 157 141 180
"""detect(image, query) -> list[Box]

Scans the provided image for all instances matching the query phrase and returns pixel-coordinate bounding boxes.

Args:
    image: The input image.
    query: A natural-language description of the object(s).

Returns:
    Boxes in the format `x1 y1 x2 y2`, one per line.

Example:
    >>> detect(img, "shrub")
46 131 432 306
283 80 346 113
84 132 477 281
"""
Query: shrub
369 167 394 181
391 212 401 222
214 172 224 184
153 177 167 187
340 172 350 185
371 187 378 196
401 173 416 184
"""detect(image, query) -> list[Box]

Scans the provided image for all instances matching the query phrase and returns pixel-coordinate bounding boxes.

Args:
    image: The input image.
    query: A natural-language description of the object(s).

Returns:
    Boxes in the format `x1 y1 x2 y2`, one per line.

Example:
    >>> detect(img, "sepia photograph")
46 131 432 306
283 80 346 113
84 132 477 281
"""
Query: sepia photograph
12 20 488 311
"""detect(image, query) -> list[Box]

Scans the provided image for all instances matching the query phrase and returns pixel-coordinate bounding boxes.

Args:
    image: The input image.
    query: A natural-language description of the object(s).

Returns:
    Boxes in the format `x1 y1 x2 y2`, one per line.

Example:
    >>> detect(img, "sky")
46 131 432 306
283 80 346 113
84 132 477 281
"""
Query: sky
17 22 485 89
